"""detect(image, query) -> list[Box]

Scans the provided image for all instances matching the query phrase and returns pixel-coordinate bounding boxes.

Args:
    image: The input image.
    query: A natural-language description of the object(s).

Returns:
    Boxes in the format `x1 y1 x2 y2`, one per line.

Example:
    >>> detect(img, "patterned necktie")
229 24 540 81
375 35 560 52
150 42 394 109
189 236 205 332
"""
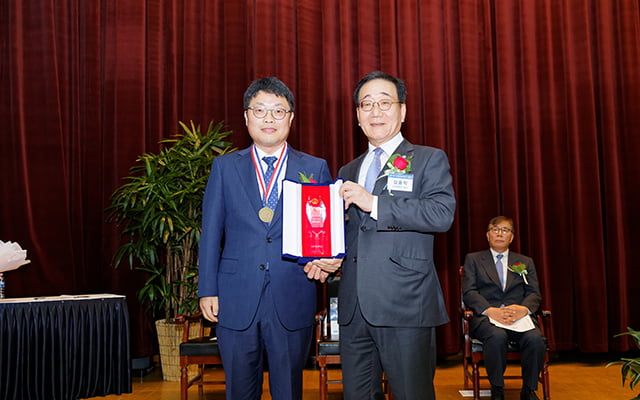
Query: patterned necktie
496 254 505 289
364 147 384 193
262 156 278 210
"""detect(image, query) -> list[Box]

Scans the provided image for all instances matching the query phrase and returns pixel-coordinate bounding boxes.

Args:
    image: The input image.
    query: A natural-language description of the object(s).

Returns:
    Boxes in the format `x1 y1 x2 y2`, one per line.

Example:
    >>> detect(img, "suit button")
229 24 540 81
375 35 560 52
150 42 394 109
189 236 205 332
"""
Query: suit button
266 237 273 243
360 226 367 231
353 257 357 263
259 264 266 270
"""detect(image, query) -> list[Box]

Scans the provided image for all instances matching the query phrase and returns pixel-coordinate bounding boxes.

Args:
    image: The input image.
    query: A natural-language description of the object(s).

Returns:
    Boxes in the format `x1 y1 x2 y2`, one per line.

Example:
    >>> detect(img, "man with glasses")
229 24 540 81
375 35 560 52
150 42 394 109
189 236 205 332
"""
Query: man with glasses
199 77 333 399
462 216 546 400
309 71 456 399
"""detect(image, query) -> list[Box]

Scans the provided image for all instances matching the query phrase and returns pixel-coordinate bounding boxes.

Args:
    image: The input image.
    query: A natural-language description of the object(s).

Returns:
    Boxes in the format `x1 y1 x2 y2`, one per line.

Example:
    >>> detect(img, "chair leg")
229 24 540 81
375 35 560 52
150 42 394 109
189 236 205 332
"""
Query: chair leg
198 364 204 399
472 362 480 400
463 357 470 389
180 365 189 400
382 372 394 399
541 364 550 400
319 365 328 400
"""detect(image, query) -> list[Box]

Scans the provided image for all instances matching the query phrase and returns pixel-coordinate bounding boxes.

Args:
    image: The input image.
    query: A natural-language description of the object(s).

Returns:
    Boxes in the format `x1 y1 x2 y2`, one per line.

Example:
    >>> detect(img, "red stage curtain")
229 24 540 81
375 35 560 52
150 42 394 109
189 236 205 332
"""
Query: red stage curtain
1 0 639 356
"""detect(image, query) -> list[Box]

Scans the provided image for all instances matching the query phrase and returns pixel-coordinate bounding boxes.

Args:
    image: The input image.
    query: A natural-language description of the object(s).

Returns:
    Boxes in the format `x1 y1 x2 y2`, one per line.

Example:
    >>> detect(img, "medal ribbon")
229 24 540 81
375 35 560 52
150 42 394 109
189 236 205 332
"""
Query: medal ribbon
251 144 288 206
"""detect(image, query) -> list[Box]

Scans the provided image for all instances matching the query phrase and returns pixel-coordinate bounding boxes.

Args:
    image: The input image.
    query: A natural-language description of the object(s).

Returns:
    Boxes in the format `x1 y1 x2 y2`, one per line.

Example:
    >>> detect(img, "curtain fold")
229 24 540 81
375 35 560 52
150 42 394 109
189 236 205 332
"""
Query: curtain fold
1 0 639 356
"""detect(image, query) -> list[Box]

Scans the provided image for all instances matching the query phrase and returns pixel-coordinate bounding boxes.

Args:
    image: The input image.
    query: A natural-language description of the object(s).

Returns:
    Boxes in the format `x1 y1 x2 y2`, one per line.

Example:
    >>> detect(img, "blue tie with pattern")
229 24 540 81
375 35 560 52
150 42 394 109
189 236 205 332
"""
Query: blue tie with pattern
262 156 278 211
496 254 505 289
364 147 384 193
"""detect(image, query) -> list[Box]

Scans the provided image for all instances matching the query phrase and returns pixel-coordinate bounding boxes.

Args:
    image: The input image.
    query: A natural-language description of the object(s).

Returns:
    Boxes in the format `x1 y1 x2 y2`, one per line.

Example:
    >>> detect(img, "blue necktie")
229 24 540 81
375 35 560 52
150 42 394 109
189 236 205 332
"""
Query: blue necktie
364 147 384 193
496 254 505 289
262 156 278 210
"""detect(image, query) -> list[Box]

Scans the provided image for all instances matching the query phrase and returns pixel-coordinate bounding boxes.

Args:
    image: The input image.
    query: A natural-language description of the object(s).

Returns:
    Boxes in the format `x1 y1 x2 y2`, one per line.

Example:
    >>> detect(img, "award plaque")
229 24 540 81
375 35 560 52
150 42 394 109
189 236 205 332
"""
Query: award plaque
282 179 345 262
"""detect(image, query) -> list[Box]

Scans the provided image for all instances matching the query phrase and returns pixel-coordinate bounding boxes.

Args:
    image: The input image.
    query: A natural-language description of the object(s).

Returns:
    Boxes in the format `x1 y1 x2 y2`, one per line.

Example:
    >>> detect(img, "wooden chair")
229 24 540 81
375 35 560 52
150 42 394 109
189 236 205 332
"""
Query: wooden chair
314 278 393 399
459 266 551 400
175 313 225 400
315 278 342 400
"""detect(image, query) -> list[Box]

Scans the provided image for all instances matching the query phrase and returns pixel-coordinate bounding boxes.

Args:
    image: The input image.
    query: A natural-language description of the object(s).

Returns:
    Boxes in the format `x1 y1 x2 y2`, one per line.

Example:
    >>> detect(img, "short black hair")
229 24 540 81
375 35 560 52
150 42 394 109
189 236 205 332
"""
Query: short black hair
243 77 295 111
353 71 407 105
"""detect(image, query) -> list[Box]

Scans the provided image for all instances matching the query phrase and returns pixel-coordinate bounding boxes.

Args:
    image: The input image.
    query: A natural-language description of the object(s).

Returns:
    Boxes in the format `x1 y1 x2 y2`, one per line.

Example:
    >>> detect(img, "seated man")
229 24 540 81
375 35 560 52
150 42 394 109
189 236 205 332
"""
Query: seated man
462 216 546 400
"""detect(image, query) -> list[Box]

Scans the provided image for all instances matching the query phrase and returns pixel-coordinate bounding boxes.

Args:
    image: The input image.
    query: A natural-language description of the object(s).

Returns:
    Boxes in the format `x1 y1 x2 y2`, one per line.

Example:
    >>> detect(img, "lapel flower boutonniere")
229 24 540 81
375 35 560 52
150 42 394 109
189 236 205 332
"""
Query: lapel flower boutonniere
382 154 413 176
378 154 413 195
507 263 529 284
298 171 317 183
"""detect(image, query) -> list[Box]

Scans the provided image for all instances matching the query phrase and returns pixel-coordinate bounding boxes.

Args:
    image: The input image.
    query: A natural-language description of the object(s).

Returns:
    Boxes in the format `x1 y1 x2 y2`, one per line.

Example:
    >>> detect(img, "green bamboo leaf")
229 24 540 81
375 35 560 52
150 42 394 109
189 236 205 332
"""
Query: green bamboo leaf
106 120 235 319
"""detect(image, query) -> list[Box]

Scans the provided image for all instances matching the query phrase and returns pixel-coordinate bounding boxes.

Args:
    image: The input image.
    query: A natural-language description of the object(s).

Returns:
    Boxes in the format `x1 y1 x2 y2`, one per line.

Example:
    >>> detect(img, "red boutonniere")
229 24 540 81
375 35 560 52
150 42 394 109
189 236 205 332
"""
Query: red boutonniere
379 154 413 195
385 154 412 174
507 263 529 284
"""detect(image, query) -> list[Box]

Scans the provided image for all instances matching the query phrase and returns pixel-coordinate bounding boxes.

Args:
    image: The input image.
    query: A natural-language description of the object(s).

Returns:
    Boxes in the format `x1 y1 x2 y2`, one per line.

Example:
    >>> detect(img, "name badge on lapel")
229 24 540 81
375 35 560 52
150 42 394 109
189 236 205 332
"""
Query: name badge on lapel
387 173 413 192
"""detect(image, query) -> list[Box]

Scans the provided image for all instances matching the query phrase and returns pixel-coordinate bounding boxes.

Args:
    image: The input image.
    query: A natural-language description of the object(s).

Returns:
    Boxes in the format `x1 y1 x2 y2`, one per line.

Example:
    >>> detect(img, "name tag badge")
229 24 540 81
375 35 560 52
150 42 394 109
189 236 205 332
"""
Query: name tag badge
387 173 413 192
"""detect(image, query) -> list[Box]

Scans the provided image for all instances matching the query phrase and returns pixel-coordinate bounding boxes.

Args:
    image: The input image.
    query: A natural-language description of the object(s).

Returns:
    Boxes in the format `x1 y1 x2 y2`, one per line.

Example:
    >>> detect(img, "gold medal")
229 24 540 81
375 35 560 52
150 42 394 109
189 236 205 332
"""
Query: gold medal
259 207 274 223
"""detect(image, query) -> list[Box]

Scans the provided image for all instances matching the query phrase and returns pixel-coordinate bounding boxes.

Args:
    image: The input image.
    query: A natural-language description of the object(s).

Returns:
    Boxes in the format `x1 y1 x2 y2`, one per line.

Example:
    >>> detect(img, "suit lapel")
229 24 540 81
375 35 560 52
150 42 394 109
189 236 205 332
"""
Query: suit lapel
268 147 301 229
505 253 521 289
481 250 503 288
372 140 415 195
235 147 269 228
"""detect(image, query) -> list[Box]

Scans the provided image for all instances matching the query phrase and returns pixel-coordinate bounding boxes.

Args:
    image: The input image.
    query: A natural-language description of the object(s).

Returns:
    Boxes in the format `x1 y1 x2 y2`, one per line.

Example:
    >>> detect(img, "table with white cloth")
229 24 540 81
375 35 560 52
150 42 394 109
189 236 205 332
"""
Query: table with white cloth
0 294 131 400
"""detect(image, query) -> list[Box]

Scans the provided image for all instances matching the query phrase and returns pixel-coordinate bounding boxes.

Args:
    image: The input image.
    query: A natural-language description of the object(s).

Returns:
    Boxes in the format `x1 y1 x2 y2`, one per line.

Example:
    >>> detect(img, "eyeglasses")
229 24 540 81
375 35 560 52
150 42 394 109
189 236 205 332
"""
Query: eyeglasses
246 106 292 120
488 226 514 234
358 99 401 112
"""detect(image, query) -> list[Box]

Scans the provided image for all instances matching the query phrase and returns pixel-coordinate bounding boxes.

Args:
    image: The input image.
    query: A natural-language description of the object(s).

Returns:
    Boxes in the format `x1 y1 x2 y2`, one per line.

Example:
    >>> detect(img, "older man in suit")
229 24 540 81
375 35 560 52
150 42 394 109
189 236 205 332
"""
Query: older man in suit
198 77 332 400
462 216 546 400
312 71 455 400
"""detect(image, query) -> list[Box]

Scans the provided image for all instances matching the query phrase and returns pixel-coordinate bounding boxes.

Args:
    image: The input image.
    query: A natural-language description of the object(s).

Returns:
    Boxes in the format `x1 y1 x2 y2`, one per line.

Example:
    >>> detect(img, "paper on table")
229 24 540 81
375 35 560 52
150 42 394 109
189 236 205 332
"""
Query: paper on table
489 314 535 332
0 240 31 273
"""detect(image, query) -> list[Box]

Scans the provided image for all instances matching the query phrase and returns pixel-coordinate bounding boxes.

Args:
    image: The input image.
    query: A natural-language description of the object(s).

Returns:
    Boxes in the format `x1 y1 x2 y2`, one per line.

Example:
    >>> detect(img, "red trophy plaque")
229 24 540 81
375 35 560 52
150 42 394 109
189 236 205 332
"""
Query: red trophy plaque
282 179 345 262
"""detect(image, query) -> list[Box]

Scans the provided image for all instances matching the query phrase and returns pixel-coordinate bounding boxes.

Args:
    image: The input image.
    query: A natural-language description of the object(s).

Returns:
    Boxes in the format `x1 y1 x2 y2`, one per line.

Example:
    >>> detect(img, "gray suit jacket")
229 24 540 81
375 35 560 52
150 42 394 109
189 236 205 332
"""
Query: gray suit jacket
337 139 455 327
462 250 542 331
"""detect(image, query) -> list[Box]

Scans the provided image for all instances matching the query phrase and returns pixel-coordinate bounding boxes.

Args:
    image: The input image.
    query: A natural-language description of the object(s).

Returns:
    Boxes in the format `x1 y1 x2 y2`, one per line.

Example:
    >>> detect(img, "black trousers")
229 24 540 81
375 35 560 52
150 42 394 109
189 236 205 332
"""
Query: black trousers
471 317 546 390
340 304 437 400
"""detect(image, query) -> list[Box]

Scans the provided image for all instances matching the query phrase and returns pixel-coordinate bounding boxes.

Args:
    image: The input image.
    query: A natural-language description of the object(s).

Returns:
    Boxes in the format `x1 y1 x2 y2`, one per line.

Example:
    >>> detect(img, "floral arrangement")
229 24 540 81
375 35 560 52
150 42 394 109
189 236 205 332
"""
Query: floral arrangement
507 263 529 284
0 240 31 273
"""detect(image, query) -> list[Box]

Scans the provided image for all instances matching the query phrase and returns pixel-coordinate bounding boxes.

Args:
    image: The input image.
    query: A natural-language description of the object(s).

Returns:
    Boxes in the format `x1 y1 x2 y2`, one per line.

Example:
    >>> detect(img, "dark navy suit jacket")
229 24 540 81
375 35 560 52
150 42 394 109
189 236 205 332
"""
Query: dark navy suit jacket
198 145 332 331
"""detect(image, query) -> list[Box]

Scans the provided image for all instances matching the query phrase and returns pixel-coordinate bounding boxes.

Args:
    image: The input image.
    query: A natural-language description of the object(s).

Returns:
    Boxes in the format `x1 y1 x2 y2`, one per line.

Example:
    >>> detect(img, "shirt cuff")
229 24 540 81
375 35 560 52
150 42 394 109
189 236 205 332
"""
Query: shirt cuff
370 196 379 220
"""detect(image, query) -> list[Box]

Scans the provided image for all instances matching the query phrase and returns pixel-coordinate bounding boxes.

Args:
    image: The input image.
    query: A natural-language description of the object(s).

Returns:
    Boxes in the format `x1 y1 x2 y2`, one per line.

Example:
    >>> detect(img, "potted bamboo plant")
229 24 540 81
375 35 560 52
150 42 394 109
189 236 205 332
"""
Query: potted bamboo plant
107 120 235 380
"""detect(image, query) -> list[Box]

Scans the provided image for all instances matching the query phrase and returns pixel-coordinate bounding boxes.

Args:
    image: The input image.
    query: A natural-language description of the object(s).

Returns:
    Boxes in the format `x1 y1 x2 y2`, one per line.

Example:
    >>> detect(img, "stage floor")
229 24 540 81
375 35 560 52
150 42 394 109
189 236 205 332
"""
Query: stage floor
90 352 637 400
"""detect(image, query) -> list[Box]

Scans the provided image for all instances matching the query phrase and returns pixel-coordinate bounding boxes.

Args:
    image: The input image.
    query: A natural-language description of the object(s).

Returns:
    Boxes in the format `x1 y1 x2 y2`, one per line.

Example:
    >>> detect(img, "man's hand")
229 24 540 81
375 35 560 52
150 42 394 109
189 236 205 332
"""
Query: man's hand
339 180 374 212
199 296 219 322
486 305 528 326
303 258 343 282
502 304 529 322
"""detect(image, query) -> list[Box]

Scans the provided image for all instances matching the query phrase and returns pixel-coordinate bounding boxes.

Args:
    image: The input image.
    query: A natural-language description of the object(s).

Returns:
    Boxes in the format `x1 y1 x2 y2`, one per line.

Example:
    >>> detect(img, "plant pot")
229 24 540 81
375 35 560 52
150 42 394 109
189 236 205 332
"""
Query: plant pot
155 319 200 381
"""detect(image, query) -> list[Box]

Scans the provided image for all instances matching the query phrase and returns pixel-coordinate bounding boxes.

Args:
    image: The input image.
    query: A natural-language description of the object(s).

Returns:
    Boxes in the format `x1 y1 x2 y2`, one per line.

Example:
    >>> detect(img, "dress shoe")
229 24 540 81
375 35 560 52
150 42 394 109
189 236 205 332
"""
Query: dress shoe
491 385 504 400
520 389 540 400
